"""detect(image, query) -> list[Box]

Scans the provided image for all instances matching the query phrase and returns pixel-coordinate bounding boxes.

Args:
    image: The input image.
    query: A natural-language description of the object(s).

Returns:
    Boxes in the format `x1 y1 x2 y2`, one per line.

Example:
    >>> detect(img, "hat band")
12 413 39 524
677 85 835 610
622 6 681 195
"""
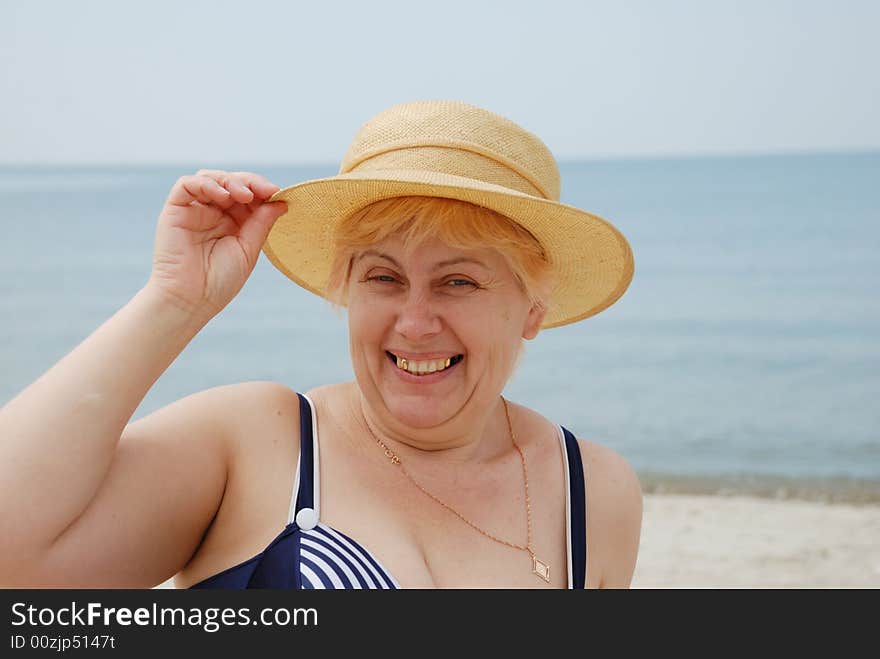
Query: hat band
344 145 551 200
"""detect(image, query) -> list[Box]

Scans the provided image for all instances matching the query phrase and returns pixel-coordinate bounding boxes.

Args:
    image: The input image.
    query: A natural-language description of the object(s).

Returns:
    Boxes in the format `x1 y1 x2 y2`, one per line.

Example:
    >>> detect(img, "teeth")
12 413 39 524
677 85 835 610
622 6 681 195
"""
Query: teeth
395 355 458 375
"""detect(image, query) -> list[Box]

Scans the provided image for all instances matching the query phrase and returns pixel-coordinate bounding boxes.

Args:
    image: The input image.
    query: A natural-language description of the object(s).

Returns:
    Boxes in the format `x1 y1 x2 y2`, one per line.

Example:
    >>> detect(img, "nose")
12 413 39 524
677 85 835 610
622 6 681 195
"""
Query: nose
394 290 442 341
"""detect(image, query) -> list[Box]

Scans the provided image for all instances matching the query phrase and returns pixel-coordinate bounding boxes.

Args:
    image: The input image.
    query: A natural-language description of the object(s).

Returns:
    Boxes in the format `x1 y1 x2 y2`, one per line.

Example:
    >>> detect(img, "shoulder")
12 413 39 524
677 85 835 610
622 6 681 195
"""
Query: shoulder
122 380 301 455
171 380 299 416
213 381 303 451
151 380 303 461
578 439 642 503
223 380 302 414
577 437 643 588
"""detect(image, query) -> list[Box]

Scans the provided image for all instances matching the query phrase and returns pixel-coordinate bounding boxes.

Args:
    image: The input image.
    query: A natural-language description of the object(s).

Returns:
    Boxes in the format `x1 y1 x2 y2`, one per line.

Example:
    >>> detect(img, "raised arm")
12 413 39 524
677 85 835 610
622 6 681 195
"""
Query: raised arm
0 171 287 586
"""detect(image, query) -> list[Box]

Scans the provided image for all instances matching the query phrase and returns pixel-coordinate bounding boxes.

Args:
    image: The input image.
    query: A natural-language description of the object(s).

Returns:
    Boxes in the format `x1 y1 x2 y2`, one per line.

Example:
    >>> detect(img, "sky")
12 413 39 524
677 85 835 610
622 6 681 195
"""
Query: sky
1 0 879 164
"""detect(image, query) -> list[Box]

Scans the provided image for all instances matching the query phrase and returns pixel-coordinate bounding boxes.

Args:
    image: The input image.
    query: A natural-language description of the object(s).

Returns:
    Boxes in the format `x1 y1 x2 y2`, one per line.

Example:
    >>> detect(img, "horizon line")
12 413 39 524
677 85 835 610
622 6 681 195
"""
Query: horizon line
2 146 879 169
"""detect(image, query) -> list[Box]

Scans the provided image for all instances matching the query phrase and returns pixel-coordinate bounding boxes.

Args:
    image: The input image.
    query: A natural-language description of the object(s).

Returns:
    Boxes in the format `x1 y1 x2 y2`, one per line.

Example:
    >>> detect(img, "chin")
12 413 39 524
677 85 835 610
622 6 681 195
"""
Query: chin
383 395 456 430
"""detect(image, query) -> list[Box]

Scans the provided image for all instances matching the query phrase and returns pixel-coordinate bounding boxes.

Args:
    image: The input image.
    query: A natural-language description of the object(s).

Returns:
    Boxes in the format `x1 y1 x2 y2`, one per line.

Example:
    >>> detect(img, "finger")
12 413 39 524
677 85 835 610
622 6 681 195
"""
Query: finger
168 175 232 208
187 176 238 208
238 201 288 256
230 171 281 200
204 179 236 207
228 181 255 204
195 169 231 184
197 169 279 201
191 169 251 201
224 194 283 224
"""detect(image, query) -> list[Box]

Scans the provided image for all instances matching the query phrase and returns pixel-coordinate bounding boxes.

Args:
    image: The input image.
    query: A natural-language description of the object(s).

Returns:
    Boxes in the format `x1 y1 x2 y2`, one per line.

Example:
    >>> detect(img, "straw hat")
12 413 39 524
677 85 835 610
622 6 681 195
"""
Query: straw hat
263 100 634 328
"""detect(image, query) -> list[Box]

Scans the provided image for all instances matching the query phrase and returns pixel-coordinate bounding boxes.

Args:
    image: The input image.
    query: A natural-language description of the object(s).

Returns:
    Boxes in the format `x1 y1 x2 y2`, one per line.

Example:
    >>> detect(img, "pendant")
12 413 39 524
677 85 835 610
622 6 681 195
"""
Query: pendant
531 555 551 583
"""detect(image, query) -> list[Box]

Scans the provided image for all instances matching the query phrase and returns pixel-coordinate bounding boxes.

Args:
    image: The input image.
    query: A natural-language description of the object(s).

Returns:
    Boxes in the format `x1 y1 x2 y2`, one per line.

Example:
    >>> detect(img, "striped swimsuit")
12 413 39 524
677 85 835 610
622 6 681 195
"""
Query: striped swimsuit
191 393 586 589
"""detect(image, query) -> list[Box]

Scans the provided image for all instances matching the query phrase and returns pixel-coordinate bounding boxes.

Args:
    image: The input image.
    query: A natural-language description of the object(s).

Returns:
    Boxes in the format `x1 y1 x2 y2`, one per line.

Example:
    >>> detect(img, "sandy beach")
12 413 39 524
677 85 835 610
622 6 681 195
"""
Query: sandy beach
632 494 880 588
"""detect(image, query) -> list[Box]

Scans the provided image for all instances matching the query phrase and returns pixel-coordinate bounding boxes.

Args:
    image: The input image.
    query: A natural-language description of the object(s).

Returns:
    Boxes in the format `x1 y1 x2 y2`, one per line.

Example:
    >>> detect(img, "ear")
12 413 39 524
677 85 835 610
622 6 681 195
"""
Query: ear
522 302 547 340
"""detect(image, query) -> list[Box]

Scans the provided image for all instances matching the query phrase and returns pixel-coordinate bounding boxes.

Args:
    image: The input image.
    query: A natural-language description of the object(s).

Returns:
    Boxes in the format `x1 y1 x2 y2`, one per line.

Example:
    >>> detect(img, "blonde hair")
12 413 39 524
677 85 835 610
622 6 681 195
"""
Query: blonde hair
325 196 554 312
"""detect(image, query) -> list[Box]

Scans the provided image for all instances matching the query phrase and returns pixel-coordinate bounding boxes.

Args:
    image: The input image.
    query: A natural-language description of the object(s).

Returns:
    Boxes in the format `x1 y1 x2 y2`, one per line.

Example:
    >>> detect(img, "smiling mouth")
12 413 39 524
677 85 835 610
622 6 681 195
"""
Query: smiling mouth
386 351 464 376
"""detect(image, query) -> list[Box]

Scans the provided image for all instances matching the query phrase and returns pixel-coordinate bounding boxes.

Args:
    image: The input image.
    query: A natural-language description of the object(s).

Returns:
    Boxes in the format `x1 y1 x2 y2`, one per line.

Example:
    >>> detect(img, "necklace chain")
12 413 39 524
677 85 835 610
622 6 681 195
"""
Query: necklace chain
362 397 549 581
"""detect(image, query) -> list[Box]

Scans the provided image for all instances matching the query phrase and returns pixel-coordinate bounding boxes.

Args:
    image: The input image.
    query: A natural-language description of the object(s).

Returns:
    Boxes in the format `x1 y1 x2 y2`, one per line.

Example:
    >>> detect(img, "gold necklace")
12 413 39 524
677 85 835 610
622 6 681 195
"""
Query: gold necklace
362 396 551 583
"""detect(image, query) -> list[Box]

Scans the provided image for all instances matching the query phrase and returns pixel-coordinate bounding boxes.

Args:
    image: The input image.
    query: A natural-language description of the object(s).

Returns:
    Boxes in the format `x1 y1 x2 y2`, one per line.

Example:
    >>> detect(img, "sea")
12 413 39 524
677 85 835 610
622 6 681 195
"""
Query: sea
1 153 878 502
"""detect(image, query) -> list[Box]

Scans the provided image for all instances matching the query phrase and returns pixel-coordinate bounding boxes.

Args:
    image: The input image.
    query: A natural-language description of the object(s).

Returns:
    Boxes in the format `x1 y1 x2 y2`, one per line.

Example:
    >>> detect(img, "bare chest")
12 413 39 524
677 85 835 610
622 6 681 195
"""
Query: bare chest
306 404 572 588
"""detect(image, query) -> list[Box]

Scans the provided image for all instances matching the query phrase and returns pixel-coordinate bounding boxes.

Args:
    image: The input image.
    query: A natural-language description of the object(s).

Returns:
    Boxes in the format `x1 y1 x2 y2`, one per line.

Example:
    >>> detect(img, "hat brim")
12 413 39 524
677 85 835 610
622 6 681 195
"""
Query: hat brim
263 169 634 328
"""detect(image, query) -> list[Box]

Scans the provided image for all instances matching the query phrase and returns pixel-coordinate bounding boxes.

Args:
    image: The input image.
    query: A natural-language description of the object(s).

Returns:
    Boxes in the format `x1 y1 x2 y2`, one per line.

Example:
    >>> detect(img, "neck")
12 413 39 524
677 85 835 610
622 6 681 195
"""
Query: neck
343 382 512 469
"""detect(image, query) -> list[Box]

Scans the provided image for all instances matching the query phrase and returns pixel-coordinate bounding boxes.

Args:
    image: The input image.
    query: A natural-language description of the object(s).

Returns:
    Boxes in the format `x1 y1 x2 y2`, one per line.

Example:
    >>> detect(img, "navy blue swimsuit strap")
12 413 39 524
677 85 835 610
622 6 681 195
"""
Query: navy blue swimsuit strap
294 392 316 515
560 425 586 589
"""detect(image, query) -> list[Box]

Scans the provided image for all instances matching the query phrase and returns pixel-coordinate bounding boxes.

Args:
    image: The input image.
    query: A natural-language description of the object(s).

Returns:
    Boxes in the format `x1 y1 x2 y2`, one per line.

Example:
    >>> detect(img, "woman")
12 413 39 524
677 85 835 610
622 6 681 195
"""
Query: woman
0 100 641 589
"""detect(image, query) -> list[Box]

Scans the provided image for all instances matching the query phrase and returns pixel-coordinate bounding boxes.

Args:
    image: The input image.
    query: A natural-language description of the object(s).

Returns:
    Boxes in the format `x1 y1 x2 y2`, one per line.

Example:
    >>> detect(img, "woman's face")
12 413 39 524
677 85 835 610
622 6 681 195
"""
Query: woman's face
347 233 545 432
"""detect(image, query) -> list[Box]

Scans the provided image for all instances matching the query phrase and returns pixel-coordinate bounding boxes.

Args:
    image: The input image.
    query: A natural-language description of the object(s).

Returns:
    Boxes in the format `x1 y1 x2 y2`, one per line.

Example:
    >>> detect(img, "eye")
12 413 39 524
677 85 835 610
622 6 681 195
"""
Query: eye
360 273 403 293
447 279 477 287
